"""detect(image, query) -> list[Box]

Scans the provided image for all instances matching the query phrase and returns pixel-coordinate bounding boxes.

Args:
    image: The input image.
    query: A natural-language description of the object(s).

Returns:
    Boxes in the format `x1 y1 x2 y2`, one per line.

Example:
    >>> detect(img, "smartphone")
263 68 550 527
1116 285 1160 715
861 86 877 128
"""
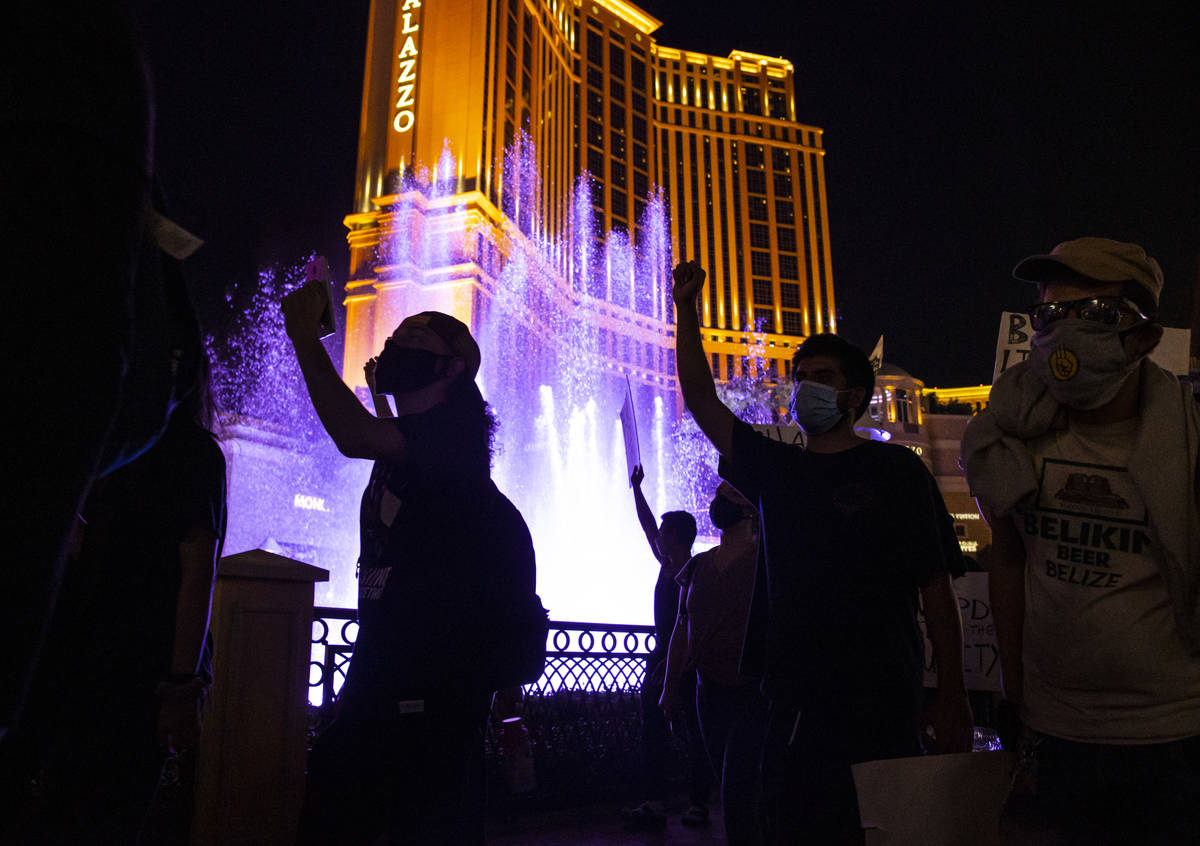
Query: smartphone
305 255 336 339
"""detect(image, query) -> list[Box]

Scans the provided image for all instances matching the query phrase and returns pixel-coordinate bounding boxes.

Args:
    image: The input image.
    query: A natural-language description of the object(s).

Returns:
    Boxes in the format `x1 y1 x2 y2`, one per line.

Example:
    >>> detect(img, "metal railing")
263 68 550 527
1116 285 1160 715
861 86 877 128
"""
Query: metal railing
310 608 685 806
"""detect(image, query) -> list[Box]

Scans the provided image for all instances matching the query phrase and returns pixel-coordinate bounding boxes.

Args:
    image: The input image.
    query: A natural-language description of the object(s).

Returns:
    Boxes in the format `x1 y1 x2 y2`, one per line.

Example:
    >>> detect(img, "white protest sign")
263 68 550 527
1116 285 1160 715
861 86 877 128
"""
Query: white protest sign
853 751 1007 846
619 377 640 482
993 312 1191 383
919 571 1000 692
750 423 805 446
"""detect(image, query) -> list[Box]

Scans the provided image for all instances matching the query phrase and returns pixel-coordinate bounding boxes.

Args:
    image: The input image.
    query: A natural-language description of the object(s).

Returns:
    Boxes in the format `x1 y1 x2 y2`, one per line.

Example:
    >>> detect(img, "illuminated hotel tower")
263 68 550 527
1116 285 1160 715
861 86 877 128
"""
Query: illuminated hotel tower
342 0 836 393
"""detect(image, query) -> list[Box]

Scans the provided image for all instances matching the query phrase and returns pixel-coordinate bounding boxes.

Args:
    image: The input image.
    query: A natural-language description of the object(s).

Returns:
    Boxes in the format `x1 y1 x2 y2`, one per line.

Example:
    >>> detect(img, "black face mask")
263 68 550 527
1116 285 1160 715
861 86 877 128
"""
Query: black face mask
709 495 748 530
374 345 449 395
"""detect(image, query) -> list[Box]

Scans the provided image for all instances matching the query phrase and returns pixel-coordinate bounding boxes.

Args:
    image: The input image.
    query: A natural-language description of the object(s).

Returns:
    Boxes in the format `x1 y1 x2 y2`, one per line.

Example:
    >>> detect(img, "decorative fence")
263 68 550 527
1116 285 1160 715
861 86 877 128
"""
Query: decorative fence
310 608 687 808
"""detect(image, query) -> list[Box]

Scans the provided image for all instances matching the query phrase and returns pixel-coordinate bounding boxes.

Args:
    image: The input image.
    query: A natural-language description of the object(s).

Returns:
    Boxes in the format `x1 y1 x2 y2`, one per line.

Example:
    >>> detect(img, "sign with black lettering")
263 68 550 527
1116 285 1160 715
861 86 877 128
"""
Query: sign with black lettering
919 572 1000 692
993 311 1191 383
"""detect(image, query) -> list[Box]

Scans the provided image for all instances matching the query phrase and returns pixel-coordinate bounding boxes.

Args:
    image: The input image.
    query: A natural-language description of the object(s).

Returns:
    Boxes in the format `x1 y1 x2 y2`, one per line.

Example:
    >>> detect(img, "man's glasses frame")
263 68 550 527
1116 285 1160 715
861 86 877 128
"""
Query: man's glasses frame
1028 296 1148 332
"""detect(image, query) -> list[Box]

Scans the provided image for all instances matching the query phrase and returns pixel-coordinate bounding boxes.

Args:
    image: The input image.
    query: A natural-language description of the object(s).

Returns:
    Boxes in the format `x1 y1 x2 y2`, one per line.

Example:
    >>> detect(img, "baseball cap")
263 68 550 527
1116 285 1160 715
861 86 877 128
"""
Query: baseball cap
1012 237 1163 311
408 311 481 379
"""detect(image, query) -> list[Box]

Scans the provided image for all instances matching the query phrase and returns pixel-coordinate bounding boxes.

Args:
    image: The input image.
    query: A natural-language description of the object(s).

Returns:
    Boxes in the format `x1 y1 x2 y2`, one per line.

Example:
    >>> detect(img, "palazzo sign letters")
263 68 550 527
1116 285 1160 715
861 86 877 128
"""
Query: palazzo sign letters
393 0 423 133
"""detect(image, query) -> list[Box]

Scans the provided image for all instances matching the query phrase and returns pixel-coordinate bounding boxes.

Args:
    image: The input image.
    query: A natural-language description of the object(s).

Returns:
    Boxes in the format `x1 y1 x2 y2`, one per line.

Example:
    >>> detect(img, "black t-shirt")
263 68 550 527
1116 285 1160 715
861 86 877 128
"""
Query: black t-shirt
36 418 227 707
345 401 535 706
651 568 679 662
721 420 963 711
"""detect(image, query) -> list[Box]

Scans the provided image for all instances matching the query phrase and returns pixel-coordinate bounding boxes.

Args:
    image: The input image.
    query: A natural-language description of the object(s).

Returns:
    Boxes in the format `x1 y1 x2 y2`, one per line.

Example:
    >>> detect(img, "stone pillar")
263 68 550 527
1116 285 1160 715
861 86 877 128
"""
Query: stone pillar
191 550 328 846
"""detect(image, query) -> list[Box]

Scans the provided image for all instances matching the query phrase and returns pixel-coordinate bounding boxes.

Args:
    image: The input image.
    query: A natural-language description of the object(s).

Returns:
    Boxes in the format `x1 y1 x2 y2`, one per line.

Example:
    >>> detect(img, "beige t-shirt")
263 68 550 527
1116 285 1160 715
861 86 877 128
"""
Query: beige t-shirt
1018 417 1200 743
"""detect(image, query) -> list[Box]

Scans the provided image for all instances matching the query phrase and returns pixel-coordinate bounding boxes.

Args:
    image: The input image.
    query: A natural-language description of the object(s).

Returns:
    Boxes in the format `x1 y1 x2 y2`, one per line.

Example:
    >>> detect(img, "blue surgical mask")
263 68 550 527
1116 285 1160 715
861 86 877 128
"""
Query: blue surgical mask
788 380 848 434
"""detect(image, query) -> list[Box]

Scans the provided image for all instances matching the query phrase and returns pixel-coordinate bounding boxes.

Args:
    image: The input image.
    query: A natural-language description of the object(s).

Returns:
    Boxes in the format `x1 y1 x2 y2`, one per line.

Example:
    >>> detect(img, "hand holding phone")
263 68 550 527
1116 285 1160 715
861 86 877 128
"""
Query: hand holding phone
305 255 336 339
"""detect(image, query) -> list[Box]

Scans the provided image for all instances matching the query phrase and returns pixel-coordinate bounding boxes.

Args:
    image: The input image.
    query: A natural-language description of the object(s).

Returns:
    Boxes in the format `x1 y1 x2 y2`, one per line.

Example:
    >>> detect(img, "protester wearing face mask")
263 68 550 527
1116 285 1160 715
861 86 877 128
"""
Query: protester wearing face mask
963 237 1200 844
282 287 536 846
671 260 972 845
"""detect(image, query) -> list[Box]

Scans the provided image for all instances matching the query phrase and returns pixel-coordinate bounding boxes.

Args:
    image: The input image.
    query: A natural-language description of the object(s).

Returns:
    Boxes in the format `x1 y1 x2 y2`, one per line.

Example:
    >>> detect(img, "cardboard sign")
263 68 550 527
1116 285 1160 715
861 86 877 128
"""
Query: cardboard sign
920 572 1001 692
853 751 1008 845
619 376 640 482
993 312 1191 382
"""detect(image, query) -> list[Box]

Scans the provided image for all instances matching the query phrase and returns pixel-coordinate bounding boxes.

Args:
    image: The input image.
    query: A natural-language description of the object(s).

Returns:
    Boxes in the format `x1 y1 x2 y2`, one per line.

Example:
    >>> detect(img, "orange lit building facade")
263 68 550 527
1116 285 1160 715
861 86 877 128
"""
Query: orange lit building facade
340 0 837 394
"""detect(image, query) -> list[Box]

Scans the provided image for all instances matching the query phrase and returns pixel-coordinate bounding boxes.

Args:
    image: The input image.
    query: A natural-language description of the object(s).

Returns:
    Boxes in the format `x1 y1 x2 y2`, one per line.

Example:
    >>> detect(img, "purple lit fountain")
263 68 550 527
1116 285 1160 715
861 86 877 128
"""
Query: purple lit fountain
210 135 712 639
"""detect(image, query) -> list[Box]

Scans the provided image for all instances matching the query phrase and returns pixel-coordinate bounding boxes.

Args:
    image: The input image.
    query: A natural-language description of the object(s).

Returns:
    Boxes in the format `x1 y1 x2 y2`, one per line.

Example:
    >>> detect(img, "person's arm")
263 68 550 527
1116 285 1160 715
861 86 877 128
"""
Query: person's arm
658 585 690 720
283 281 405 463
157 524 219 753
920 571 974 753
364 356 393 418
672 261 736 456
983 503 1026 705
630 465 664 564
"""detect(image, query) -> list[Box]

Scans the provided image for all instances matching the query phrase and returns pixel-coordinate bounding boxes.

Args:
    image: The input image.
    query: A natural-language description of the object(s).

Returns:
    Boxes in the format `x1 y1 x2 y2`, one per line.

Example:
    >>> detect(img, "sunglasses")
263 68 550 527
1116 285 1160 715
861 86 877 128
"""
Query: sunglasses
1028 296 1147 332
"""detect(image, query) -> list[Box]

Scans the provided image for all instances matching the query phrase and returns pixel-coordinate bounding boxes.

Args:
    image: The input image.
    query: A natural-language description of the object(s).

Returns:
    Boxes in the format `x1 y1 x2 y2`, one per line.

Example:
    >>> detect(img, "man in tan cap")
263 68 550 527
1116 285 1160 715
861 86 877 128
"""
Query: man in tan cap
962 238 1200 843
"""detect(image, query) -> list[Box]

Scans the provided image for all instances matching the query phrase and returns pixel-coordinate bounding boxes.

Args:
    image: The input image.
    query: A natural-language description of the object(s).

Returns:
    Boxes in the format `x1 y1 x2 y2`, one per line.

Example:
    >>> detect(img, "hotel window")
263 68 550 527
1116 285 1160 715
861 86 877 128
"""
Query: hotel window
781 310 804 335
699 79 709 108
612 187 627 214
773 174 792 197
752 278 773 304
711 353 720 378
658 71 668 100
610 44 625 78
780 282 801 308
771 147 790 171
778 254 799 280
767 91 787 119
506 48 517 80
610 159 627 188
610 78 626 101
754 308 775 332
632 142 648 170
749 223 769 248
587 29 603 65
610 102 625 126
611 130 626 159
741 86 762 115
750 251 772 276
777 226 796 252
631 57 646 85
745 143 764 168
633 170 648 197
588 65 603 89
505 83 515 117
746 170 767 194
726 354 735 378
587 119 603 146
748 196 768 221
587 90 603 118
632 92 646 114
895 388 911 424
632 115 647 143
587 148 603 177
775 199 795 224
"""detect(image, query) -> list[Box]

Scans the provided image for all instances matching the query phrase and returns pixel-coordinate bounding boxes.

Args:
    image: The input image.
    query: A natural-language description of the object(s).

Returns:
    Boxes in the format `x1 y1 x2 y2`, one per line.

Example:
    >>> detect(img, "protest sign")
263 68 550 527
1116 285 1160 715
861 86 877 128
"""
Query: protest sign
619 377 640 483
920 571 1000 692
993 312 1191 383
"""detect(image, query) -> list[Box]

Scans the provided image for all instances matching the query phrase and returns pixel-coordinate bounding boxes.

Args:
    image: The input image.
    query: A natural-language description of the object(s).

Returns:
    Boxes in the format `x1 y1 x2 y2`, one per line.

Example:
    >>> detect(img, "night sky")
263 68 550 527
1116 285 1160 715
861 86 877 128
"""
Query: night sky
132 1 1197 388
